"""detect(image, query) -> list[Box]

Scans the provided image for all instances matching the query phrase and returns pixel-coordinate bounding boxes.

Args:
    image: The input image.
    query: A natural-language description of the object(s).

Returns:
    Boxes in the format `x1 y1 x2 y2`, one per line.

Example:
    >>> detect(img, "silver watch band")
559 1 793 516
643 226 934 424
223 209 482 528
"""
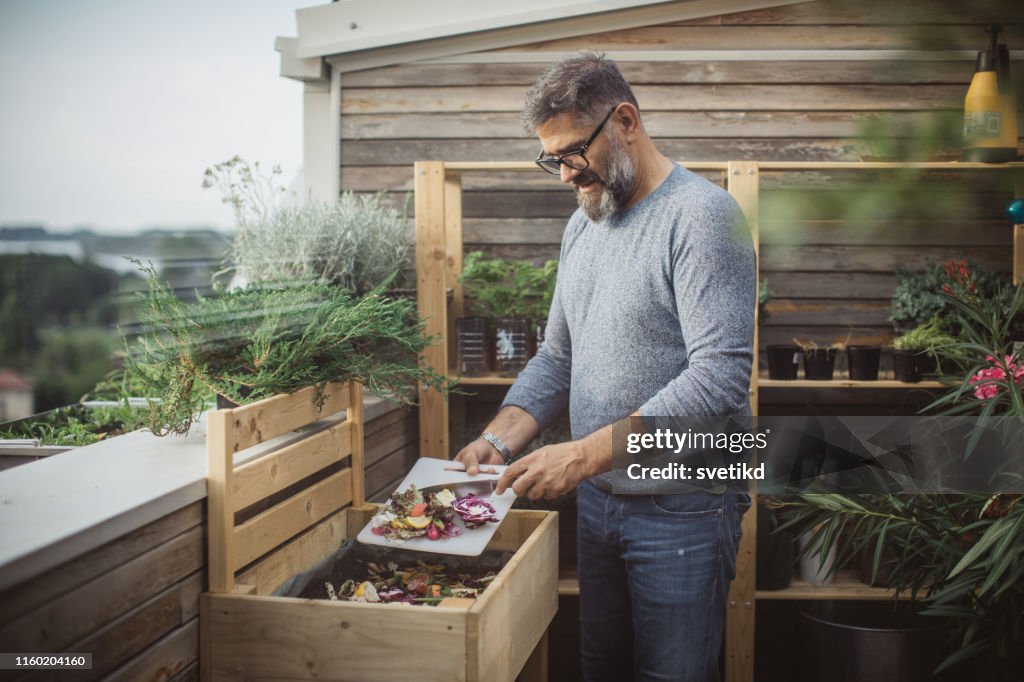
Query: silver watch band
480 432 513 465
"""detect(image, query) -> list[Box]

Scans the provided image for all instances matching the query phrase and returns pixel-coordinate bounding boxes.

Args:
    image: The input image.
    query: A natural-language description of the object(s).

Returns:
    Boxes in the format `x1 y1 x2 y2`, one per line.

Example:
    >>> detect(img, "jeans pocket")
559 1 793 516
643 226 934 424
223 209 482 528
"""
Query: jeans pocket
648 492 724 517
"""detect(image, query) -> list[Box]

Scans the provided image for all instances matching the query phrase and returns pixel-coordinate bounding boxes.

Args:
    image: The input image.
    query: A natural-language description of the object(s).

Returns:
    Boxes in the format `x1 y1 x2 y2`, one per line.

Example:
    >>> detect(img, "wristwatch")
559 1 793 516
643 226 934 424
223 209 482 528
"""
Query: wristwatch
480 432 513 465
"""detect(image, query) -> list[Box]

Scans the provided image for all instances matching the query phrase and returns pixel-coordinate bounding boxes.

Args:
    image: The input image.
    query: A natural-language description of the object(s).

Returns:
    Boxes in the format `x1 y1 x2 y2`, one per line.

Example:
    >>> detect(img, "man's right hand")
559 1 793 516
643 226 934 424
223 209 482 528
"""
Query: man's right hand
454 438 504 475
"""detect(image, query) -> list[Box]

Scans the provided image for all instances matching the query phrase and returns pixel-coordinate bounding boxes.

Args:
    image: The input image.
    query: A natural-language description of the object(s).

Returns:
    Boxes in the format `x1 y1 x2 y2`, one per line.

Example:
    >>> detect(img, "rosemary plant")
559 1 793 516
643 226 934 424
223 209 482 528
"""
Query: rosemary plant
124 263 453 436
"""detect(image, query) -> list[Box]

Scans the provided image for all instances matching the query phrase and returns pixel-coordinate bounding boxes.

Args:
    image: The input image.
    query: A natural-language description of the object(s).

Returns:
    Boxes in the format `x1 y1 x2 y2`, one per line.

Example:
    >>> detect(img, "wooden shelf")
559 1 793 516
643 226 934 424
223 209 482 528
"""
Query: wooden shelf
756 570 905 601
450 370 518 386
559 569 905 601
759 378 946 389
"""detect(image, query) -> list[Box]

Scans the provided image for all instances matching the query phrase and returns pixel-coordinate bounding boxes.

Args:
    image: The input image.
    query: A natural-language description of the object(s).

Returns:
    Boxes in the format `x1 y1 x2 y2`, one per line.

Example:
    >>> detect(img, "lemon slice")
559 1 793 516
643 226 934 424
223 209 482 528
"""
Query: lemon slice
405 515 432 530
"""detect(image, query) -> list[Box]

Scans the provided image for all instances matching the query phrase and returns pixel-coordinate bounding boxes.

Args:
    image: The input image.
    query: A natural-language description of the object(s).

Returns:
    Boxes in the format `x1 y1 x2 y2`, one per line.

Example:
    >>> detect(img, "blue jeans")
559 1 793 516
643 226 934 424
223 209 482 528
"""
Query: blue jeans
576 480 750 682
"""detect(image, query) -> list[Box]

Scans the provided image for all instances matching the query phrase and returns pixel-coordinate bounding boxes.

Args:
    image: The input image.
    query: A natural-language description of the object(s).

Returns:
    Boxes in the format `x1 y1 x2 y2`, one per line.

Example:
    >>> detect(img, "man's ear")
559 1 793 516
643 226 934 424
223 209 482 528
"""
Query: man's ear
614 103 642 142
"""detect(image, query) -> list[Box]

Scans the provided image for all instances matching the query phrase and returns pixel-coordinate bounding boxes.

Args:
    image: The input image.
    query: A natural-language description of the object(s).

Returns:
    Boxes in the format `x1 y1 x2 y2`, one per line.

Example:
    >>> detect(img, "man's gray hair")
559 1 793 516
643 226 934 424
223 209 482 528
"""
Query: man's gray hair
521 50 639 134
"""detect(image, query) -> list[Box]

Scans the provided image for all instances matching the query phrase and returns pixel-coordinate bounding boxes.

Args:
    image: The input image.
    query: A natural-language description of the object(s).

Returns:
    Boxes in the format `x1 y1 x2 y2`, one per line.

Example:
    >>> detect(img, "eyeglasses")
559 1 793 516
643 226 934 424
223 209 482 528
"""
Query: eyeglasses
534 106 618 175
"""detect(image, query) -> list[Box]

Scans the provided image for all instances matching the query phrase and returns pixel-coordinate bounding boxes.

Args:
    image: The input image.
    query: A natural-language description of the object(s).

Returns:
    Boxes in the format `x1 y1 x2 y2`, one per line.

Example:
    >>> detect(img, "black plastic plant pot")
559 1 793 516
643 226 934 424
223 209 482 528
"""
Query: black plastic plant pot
802 348 836 380
765 344 800 380
847 345 881 381
455 316 489 376
799 602 947 682
494 317 529 375
891 349 921 383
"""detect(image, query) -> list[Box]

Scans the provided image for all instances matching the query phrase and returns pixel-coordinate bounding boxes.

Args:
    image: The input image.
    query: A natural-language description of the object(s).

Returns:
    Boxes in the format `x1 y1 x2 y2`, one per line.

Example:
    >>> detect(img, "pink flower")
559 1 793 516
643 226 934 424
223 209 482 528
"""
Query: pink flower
970 365 1007 400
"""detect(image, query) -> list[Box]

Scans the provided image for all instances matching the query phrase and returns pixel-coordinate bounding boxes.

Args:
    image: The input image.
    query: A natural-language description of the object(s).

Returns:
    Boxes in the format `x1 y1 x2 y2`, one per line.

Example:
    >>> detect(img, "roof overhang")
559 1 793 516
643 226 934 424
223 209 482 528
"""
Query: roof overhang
278 0 809 77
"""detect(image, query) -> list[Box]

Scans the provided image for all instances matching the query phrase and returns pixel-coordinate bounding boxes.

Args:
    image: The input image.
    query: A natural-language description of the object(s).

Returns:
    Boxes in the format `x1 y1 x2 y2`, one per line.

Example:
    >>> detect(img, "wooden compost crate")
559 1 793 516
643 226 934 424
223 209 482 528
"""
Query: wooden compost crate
200 381 558 682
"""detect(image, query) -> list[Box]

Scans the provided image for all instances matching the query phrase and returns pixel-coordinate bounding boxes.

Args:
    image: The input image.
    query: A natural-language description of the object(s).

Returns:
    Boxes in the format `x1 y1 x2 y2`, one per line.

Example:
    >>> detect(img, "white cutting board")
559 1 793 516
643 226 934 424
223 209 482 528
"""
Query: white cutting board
356 457 516 556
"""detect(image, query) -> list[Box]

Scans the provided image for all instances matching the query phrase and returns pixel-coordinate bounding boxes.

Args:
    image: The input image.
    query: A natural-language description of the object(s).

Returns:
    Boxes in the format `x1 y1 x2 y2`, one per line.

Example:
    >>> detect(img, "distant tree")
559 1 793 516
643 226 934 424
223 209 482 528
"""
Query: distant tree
0 255 118 366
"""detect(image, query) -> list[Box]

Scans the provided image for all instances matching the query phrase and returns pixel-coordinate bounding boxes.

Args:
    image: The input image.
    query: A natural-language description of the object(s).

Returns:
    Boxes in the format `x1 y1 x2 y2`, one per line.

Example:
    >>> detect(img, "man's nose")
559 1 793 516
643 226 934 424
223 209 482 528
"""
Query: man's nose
560 163 582 184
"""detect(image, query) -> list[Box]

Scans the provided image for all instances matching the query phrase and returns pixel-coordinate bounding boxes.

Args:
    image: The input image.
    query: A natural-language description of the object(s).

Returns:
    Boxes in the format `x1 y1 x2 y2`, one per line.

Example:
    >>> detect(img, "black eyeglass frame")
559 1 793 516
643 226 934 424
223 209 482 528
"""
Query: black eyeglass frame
534 106 619 175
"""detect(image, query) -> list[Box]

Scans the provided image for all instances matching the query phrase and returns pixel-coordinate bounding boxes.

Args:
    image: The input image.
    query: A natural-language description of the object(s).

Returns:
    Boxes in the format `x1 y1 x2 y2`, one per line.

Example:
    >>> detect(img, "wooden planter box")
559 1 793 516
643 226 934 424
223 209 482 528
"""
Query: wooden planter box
200 381 557 682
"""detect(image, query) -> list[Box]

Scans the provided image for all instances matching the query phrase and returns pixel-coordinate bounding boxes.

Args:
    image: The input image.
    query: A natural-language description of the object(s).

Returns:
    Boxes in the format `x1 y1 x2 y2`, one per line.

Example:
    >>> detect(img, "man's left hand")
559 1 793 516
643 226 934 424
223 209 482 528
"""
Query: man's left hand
496 440 593 500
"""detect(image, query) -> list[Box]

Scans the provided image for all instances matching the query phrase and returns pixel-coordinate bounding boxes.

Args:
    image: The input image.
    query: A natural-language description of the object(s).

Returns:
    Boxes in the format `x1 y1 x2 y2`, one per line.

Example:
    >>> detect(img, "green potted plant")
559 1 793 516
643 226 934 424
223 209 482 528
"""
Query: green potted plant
459 252 539 375
123 263 453 436
890 316 957 382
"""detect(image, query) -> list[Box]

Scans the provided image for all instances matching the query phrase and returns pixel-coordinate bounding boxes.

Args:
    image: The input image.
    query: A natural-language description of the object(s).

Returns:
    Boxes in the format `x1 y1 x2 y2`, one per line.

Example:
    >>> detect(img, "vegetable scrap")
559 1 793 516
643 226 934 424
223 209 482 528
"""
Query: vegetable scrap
321 559 497 605
370 485 499 542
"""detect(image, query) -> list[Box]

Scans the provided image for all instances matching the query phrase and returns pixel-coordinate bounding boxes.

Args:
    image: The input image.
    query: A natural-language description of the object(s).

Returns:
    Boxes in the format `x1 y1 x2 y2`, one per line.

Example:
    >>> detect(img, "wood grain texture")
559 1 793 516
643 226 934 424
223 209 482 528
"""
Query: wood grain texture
0 502 203 627
341 60 976 88
342 139 873 166
235 508 350 596
104 618 198 682
348 382 365 507
232 468 353 572
231 421 352 512
219 382 351 453
725 495 757 682
502 24 1024 52
203 593 469 682
342 84 963 114
0 526 203 653
415 161 451 458
469 511 558 682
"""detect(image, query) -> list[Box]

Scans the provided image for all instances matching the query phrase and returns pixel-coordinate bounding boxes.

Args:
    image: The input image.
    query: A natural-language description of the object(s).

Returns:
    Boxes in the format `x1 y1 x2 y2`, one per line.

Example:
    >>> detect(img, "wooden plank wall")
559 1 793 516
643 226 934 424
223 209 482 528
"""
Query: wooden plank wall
0 405 415 681
339 0 1023 392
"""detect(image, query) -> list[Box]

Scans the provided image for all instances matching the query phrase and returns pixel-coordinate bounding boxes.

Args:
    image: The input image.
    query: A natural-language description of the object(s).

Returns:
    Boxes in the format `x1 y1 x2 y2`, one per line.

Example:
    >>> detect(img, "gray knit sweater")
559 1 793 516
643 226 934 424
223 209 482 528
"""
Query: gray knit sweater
501 164 756 493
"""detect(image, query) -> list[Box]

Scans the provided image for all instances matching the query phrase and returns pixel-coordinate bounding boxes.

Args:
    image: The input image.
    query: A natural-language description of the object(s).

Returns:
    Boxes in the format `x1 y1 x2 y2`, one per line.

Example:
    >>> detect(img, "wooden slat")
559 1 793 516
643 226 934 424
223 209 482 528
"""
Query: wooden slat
469 511 558 682
235 508 350 596
206 408 234 594
0 526 203 653
104 618 198 682
0 502 203 627
58 572 202 680
364 407 417 468
348 382 365 507
365 441 419 500
221 382 352 453
761 219 1012 246
760 245 1011 272
202 593 468 682
232 468 353 572
341 60 976 88
342 110 957 140
446 172 466 372
415 161 451 458
719 1 1020 25
764 299 890 326
342 84 964 114
506 25 1024 52
759 272 896 299
231 421 352 512
725 494 757 682
344 139 871 166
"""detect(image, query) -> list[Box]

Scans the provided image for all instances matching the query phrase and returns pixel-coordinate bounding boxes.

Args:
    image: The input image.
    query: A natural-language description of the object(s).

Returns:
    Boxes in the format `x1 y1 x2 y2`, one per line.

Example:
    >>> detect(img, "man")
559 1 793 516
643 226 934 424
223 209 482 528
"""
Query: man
455 51 755 682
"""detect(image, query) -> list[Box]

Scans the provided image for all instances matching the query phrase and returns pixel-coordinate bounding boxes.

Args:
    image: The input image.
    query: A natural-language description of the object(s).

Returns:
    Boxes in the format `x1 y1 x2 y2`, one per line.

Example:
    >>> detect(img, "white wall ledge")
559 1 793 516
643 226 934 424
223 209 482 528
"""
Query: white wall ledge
0 395 401 592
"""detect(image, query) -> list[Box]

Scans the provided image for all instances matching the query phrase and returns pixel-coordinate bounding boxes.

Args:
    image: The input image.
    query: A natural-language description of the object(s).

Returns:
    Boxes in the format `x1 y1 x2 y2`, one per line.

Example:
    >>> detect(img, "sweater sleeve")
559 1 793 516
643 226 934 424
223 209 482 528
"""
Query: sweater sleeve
638 193 756 419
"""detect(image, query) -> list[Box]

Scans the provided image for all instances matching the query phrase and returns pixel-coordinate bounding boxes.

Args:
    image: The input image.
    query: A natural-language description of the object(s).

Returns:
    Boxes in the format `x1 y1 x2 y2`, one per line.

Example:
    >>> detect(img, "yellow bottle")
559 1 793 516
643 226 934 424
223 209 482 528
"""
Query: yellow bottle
963 25 1018 163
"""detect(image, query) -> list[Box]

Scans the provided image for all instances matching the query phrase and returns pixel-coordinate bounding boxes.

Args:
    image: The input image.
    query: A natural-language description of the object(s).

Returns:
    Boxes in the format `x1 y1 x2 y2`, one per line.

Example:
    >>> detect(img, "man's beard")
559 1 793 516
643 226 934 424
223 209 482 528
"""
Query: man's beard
573 133 637 222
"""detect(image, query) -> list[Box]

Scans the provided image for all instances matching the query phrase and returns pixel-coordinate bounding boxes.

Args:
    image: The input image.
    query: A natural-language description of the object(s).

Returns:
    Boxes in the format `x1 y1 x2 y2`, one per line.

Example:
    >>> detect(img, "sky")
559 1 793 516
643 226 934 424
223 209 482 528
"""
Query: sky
0 0 312 234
